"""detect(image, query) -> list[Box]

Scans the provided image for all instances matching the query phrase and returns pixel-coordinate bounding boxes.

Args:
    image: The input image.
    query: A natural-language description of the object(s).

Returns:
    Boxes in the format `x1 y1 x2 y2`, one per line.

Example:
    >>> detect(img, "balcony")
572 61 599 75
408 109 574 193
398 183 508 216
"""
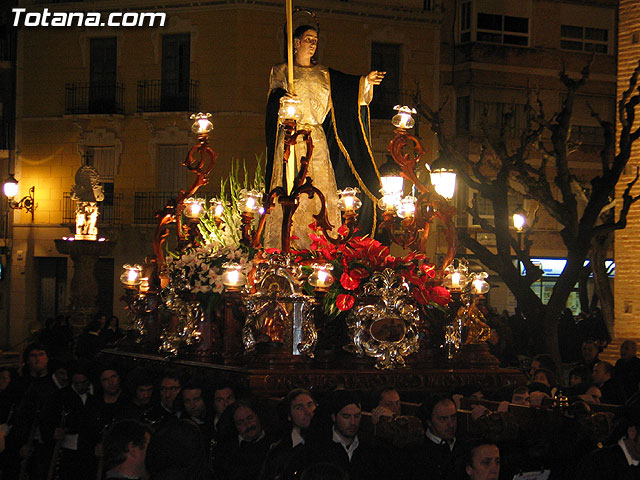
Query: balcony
137 80 199 113
62 192 122 225
65 82 125 115
134 191 176 224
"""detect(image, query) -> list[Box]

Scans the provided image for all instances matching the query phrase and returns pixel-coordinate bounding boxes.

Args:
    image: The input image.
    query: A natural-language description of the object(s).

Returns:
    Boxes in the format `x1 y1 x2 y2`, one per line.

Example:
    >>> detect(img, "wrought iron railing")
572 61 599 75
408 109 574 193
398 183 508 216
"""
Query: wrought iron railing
65 82 125 115
134 191 177 224
137 80 199 112
62 192 122 225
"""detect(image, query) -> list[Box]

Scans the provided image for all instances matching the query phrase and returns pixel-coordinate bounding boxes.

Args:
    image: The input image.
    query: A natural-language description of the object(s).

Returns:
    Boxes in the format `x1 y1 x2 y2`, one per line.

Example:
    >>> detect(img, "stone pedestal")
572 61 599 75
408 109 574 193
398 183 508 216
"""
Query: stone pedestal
54 239 116 327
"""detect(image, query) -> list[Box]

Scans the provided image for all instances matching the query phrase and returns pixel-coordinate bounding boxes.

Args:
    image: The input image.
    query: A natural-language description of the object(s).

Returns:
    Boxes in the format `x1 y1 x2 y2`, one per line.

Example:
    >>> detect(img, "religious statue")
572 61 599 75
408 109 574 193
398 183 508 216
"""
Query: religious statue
265 21 385 249
71 163 104 240
75 202 99 240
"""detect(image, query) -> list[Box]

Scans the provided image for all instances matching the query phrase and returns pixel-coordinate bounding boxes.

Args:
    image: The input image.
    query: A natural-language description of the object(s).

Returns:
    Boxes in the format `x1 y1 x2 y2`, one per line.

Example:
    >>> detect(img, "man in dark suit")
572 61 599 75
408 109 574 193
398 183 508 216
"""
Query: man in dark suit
306 390 391 480
412 394 462 480
616 340 640 398
575 408 640 479
593 361 628 405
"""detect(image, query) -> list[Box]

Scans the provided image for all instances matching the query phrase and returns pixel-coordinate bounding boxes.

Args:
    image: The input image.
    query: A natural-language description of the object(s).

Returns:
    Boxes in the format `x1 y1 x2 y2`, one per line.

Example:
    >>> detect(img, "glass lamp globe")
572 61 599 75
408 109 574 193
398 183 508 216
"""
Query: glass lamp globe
190 112 214 135
278 96 302 123
396 195 417 219
239 189 263 214
120 264 143 288
184 198 205 219
3 174 18 198
337 188 362 212
391 105 417 130
471 272 490 295
308 263 334 291
222 263 246 290
430 168 457 200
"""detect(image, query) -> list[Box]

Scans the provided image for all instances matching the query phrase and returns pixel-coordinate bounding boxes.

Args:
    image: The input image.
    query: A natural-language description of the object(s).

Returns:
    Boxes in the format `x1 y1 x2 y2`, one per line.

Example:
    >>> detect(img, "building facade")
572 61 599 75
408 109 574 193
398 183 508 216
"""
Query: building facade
438 0 618 318
6 0 440 348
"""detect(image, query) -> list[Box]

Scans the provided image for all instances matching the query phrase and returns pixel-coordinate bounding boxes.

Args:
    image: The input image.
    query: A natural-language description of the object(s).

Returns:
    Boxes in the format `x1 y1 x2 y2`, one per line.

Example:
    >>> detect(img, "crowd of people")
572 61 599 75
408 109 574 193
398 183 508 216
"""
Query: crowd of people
0 307 638 480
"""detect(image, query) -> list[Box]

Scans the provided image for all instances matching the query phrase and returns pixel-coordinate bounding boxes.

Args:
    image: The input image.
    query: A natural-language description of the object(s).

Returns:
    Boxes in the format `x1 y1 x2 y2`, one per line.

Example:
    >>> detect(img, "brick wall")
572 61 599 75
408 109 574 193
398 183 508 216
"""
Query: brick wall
615 0 640 341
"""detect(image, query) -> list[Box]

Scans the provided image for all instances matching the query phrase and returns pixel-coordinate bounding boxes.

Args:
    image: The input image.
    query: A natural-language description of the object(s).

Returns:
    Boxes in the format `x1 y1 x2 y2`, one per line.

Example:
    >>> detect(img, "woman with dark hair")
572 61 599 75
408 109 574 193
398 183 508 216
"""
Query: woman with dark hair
265 23 385 247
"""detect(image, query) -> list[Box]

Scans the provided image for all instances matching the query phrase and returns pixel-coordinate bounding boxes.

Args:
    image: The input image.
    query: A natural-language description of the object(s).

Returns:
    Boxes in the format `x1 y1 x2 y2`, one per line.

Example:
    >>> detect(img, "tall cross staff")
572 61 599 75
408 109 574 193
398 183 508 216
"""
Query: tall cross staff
285 0 297 194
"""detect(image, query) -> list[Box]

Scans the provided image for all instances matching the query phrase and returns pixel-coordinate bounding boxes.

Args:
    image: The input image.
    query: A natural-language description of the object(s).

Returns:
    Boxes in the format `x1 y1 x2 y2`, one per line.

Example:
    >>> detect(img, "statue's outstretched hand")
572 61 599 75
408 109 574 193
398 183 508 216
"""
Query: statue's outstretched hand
367 70 386 85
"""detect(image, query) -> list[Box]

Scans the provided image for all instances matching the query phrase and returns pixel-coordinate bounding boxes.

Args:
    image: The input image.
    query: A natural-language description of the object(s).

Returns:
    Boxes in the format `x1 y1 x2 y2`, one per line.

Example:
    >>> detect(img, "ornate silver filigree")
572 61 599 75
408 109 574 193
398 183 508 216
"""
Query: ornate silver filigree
345 268 420 369
242 254 317 357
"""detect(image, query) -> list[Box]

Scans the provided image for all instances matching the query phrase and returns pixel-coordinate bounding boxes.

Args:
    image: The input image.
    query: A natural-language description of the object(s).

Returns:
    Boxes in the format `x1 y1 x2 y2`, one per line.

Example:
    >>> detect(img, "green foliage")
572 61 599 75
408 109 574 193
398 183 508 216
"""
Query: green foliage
197 154 265 248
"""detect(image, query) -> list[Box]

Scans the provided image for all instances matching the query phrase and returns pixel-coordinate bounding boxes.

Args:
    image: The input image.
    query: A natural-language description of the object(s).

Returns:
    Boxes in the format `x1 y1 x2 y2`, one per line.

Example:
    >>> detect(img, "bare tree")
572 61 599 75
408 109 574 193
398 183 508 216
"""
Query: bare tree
415 61 640 362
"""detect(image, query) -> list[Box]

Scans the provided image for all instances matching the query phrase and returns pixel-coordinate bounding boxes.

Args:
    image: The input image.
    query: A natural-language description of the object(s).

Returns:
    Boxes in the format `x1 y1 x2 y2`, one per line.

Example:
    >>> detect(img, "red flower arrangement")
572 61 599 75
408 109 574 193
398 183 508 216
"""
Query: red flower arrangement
302 225 451 319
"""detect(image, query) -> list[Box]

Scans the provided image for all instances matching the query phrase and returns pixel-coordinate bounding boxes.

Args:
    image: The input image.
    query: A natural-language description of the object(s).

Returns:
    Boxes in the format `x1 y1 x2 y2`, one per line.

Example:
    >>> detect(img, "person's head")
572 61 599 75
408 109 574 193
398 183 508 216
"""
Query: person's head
422 394 457 442
511 386 530 406
126 367 153 407
621 340 638 361
293 25 318 65
569 365 591 387
99 366 121 396
286 388 316 430
528 354 556 378
230 400 263 442
330 391 362 441
592 361 613 386
0 367 11 392
377 387 401 415
103 419 151 475
49 359 69 388
109 315 120 330
533 368 555 387
159 370 181 410
582 340 599 363
464 440 500 480
23 343 48 377
96 313 108 329
213 383 236 416
575 384 602 404
70 363 91 396
182 383 206 420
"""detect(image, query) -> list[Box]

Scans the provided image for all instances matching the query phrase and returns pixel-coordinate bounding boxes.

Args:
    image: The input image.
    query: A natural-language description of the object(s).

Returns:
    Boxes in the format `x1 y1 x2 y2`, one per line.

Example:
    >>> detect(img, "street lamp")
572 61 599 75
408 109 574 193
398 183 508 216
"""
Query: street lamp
512 206 527 233
512 206 527 275
3 174 36 222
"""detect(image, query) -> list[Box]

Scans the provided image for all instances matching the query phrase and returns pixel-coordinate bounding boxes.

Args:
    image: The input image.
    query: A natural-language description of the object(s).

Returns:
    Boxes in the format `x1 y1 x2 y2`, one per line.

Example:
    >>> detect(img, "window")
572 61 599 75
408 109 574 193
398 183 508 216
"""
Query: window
157 144 189 193
460 1 472 43
477 13 528 46
370 43 402 120
89 37 117 113
561 25 608 54
162 34 191 111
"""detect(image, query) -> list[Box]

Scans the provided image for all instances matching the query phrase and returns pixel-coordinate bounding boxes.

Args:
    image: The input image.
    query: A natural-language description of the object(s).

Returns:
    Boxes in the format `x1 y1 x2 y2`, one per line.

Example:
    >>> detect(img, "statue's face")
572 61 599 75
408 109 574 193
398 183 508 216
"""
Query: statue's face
295 29 317 61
